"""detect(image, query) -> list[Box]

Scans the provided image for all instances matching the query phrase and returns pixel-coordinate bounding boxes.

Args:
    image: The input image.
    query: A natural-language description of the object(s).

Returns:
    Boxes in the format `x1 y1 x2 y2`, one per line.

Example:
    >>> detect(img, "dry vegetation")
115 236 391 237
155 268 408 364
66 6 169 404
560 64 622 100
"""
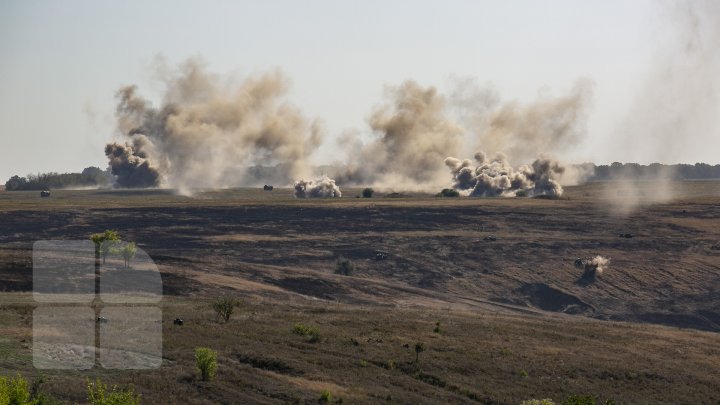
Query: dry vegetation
0 181 719 403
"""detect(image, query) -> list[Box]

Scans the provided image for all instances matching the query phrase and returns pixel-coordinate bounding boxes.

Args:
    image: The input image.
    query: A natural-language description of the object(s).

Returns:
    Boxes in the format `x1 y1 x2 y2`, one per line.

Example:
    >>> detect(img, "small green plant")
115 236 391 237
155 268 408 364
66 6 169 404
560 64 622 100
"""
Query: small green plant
414 342 425 363
195 347 218 382
293 323 320 342
437 188 460 197
0 374 30 405
359 359 368 367
319 389 332 403
433 321 442 334
562 395 596 405
90 230 120 264
362 187 374 198
212 297 241 323
335 257 355 276
86 378 141 405
521 400 556 405
519 369 529 377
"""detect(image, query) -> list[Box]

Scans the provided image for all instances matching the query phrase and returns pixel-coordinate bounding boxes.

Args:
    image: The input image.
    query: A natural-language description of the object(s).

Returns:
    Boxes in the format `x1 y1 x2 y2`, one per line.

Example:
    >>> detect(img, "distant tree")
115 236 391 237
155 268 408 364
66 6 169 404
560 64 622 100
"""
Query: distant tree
335 257 355 276
362 187 374 198
212 297 241 323
437 188 460 197
414 342 425 363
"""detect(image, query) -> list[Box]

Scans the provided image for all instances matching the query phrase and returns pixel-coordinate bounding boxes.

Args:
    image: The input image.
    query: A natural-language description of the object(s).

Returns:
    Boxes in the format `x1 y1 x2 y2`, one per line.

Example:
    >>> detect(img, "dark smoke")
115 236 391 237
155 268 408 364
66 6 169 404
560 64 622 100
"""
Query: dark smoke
104 136 160 188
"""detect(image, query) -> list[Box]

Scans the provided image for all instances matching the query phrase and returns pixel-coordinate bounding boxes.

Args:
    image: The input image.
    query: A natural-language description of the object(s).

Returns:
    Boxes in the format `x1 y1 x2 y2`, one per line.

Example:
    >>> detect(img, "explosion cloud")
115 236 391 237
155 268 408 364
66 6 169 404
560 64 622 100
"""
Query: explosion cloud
338 80 464 188
444 152 565 197
293 176 342 198
106 59 322 193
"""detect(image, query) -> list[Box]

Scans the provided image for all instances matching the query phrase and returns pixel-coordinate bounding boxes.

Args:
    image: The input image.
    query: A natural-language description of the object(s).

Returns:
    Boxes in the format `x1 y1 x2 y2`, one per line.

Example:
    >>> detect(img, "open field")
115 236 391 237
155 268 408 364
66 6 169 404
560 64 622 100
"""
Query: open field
1 181 719 403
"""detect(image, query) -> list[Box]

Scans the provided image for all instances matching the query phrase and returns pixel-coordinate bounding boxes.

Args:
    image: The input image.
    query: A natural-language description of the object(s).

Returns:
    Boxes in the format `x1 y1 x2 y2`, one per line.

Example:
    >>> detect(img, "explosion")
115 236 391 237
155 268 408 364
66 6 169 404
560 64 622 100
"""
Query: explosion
293 176 342 198
444 152 565 197
106 59 321 192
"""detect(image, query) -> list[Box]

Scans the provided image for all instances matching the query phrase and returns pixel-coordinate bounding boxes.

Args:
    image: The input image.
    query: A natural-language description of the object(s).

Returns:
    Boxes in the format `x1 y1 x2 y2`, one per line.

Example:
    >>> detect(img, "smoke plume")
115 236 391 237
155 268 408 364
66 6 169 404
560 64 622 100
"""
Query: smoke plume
338 80 464 189
444 152 565 197
575 256 610 282
293 176 342 198
106 59 322 193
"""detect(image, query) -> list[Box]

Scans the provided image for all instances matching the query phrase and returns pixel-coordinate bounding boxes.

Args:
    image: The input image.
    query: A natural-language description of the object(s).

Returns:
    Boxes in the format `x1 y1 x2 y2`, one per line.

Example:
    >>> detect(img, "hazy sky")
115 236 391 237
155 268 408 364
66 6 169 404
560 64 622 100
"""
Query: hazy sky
1 0 717 181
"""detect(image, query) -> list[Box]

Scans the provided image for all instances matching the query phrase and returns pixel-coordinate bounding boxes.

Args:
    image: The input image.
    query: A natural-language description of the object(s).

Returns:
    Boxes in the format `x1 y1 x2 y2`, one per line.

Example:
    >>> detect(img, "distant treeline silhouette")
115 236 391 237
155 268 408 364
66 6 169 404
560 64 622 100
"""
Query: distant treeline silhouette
581 162 720 181
4 167 111 191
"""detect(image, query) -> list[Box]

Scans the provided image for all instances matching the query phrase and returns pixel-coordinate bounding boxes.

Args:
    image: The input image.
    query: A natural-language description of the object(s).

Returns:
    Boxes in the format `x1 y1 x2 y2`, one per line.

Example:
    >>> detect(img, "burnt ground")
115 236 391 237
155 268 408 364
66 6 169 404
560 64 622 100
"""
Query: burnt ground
1 183 719 331
0 182 719 403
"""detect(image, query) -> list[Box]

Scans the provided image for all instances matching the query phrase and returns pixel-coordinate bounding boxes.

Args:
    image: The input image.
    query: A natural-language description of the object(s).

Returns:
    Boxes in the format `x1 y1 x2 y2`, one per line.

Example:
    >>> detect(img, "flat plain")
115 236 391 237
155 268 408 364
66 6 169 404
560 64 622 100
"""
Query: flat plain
1 181 719 404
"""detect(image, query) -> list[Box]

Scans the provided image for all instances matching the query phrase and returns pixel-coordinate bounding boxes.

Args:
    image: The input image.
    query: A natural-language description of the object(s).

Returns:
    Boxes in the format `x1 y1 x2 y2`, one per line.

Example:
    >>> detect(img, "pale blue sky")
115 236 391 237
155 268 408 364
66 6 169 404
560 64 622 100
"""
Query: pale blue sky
1 0 716 181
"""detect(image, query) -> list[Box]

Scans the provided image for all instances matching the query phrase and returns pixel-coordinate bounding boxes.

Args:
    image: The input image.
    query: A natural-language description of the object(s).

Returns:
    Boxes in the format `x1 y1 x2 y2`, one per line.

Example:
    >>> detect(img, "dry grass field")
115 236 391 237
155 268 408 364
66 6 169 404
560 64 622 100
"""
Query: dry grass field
1 181 719 404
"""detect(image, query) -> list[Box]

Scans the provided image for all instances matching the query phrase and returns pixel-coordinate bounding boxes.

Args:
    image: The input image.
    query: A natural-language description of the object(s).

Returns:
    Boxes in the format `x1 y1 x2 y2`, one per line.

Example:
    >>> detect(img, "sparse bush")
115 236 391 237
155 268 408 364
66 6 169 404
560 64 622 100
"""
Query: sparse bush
385 360 396 370
293 323 320 342
359 359 368 367
195 347 218 382
437 188 460 197
521 400 556 405
362 188 374 198
563 395 614 405
433 321 442 334
86 378 141 405
516 190 528 197
519 370 529 377
335 257 355 276
212 297 241 323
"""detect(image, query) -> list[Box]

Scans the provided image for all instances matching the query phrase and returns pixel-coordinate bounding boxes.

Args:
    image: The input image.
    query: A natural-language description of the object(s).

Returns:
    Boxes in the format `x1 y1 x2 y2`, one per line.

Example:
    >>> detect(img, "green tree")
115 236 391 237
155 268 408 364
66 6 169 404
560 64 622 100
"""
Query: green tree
90 230 120 264
120 242 137 268
362 187 374 198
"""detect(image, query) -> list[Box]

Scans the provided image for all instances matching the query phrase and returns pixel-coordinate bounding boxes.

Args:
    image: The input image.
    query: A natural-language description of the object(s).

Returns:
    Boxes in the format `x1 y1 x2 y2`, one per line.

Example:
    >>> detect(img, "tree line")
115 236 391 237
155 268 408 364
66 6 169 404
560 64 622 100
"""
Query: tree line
578 162 720 181
4 167 111 191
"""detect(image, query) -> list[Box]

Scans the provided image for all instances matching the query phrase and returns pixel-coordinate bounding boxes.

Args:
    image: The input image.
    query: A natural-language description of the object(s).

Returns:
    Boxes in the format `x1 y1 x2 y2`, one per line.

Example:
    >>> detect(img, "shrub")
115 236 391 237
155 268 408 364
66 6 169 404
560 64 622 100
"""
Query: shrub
516 190 529 197
212 297 241 323
86 378 141 405
195 347 218 382
433 321 442 334
437 188 460 197
362 188 374 198
335 257 355 276
519 370 529 377
563 395 596 405
0 374 30 405
293 323 320 342
319 390 332 403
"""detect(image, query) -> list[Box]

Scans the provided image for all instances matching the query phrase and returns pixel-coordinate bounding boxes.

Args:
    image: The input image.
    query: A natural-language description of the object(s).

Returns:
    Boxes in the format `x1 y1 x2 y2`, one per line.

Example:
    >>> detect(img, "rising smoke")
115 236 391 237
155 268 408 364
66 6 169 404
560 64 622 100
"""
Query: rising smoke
106 59 322 193
337 80 464 189
293 176 342 198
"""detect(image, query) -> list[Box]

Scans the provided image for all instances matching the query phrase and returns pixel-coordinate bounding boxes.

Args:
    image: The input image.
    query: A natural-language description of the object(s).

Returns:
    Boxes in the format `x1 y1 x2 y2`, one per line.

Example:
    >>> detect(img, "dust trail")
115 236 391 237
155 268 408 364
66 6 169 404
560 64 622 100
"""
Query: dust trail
608 0 720 214
106 58 322 194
